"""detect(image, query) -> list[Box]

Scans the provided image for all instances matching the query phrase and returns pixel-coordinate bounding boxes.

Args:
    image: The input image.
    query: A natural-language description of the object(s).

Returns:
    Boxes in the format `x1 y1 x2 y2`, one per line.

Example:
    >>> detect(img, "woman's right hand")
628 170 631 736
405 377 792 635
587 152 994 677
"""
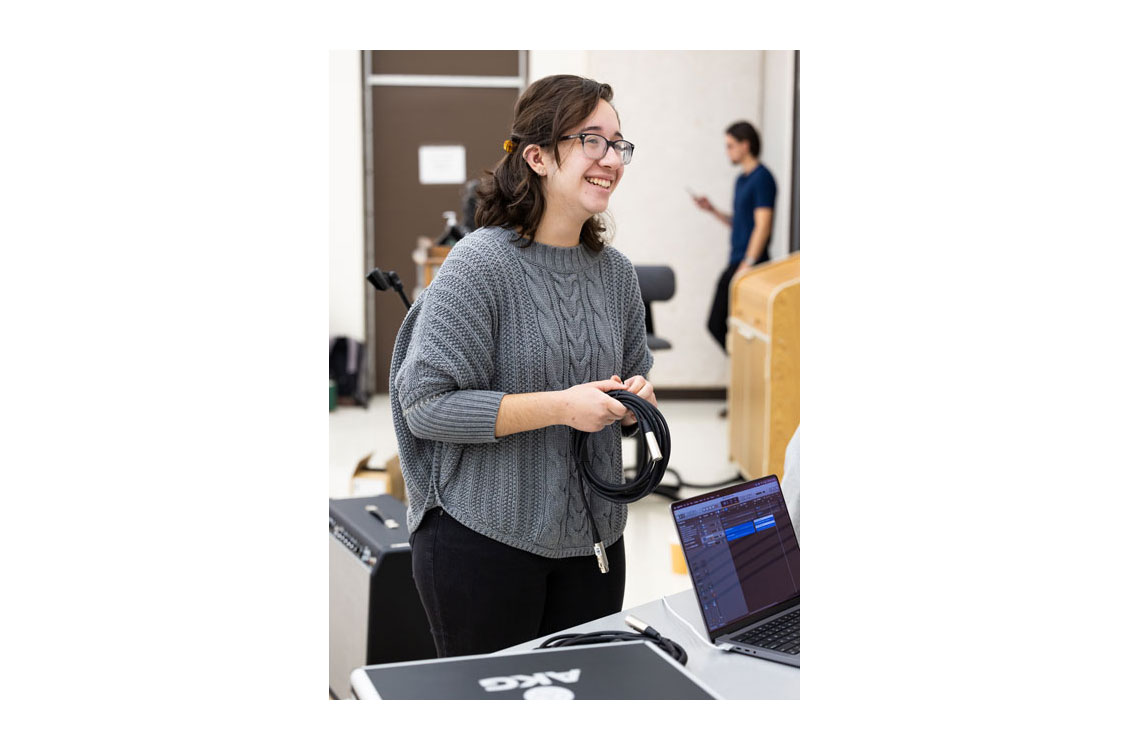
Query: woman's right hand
693 195 715 213
558 379 628 432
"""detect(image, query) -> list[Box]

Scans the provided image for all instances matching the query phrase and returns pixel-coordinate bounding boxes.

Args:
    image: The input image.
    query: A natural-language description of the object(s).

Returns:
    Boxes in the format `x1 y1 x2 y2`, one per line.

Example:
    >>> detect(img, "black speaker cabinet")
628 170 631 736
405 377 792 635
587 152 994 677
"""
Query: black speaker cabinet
329 495 436 699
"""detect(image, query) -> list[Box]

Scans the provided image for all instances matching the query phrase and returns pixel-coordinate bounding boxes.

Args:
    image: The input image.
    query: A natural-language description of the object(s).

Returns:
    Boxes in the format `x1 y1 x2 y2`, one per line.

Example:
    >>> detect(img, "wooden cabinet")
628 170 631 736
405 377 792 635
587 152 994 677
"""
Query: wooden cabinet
422 244 453 287
727 254 799 481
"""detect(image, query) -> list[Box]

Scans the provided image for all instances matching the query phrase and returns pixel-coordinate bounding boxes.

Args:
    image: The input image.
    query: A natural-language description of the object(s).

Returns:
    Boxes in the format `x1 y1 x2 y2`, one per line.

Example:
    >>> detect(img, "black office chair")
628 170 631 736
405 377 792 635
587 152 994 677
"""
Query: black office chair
630 265 681 500
634 265 675 351
629 265 741 501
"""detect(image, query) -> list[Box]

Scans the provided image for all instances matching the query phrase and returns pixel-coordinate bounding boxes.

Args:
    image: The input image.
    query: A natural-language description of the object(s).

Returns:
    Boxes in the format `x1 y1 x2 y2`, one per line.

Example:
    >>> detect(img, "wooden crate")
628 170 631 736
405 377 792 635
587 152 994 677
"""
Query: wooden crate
727 253 799 481
422 245 453 287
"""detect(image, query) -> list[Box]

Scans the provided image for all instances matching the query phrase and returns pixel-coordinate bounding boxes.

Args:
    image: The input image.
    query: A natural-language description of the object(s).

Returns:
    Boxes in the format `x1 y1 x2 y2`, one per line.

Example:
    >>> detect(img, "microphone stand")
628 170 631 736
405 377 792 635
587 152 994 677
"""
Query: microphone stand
366 268 411 311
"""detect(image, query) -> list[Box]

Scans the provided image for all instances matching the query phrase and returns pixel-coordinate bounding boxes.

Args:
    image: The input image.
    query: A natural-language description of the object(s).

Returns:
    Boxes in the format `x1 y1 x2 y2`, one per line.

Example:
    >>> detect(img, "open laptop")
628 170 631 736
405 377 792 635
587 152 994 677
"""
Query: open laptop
671 475 800 667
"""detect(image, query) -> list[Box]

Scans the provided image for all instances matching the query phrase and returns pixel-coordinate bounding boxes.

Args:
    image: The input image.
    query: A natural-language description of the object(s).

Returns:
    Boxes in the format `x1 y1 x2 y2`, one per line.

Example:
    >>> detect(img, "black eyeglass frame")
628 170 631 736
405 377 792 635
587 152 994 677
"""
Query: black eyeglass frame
559 133 635 165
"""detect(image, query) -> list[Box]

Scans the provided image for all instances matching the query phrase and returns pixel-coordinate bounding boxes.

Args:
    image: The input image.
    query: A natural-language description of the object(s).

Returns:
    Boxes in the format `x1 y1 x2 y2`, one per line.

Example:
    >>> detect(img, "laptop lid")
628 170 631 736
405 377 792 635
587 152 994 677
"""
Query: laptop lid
671 475 800 641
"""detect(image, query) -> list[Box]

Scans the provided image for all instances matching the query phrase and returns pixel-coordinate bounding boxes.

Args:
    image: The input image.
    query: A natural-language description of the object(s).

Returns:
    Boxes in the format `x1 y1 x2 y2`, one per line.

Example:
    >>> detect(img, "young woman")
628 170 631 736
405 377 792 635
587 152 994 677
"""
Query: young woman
390 74 656 657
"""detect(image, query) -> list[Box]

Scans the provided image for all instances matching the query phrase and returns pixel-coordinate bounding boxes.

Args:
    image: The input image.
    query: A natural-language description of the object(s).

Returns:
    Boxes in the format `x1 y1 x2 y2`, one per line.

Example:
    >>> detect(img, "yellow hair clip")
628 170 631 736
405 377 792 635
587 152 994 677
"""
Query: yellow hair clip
503 139 516 153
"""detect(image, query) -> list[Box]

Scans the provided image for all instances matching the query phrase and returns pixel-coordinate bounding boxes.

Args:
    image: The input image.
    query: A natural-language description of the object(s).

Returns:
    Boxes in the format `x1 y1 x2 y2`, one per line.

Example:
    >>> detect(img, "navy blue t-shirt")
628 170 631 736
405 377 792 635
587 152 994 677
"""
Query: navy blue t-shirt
730 164 777 267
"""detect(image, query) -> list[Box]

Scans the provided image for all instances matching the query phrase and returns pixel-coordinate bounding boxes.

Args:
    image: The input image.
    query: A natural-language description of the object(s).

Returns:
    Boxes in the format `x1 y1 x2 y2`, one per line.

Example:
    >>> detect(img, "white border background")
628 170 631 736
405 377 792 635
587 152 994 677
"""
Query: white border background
4 2 1128 745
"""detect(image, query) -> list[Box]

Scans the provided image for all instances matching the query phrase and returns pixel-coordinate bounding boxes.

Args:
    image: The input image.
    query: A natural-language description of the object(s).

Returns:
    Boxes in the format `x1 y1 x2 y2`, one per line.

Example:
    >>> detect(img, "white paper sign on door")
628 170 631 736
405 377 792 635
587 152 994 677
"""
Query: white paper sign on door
418 145 467 185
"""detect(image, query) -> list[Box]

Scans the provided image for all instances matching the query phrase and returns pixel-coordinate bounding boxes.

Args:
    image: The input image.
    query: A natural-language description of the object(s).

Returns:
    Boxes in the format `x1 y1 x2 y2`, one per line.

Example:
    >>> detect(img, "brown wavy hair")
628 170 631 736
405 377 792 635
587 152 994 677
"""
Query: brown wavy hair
475 74 617 252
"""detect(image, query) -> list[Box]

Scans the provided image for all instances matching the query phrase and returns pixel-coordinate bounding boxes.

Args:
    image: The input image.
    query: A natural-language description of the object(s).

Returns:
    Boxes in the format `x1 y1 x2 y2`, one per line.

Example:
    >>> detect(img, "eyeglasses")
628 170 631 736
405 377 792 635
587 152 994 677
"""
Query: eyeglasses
560 133 635 165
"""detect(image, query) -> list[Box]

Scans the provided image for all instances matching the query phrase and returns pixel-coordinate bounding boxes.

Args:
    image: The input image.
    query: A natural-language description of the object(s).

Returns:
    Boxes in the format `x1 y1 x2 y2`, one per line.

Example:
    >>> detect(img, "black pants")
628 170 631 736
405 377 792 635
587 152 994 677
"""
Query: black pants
708 256 769 350
707 263 741 351
409 508 626 657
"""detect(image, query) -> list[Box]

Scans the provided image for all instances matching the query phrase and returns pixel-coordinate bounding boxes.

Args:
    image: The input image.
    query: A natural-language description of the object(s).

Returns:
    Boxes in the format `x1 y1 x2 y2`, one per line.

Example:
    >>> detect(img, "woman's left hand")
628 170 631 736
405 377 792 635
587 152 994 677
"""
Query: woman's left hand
611 375 657 427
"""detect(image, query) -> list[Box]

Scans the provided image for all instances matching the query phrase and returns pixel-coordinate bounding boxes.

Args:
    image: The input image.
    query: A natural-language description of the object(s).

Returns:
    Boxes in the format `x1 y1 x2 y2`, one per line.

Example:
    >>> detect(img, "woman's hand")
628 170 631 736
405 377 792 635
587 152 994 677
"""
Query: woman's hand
558 379 628 432
611 375 657 427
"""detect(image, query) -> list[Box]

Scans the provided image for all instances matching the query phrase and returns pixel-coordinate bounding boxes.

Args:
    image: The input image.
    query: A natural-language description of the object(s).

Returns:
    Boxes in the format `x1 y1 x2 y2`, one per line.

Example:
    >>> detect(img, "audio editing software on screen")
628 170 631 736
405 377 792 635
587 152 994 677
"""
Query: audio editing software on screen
674 478 800 632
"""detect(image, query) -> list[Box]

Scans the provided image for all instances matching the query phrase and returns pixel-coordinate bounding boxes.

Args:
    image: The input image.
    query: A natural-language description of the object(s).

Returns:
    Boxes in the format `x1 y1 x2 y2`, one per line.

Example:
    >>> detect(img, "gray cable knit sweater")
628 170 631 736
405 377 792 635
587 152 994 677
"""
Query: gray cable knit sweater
390 226 653 558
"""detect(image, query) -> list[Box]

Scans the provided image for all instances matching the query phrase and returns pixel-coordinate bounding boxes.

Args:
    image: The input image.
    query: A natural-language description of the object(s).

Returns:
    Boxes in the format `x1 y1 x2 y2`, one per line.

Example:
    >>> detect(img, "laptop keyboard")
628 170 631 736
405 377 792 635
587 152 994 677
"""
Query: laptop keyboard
733 610 800 654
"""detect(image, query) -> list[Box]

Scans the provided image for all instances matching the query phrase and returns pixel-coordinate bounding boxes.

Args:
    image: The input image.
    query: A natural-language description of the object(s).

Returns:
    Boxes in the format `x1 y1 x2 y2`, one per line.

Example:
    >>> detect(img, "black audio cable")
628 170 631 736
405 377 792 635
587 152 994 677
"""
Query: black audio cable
536 614 688 665
573 390 671 574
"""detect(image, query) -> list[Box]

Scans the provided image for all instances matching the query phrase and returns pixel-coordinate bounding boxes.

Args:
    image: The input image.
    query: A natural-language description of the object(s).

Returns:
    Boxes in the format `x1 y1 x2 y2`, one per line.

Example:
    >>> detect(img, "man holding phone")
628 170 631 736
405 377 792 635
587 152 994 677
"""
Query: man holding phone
691 121 777 353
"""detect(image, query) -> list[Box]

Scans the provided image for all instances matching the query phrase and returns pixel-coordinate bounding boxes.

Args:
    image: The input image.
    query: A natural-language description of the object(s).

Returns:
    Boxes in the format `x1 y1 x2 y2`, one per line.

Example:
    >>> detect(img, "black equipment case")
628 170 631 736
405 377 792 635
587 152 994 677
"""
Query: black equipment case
328 495 435 699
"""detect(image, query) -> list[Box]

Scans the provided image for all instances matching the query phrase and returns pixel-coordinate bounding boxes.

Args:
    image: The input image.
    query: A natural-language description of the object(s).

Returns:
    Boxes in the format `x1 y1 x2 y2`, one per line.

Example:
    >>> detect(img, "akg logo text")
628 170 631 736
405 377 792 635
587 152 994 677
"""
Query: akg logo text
478 669 581 693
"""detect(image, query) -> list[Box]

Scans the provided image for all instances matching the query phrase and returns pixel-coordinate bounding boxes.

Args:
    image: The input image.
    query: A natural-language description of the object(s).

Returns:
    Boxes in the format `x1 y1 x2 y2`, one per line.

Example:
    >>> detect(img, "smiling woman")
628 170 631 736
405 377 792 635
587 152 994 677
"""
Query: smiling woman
474 75 629 251
532 99 629 244
389 74 659 658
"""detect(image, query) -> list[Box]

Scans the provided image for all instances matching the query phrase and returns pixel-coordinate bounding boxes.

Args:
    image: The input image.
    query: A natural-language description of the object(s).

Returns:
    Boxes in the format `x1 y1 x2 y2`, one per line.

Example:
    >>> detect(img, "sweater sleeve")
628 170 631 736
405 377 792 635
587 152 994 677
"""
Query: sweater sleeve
393 245 506 443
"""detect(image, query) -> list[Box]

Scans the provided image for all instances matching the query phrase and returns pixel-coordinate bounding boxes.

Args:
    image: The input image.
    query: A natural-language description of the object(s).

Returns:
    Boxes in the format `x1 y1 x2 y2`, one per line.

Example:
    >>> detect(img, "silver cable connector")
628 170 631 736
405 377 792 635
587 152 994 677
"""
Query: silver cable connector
624 614 649 634
594 541 609 574
645 430 663 462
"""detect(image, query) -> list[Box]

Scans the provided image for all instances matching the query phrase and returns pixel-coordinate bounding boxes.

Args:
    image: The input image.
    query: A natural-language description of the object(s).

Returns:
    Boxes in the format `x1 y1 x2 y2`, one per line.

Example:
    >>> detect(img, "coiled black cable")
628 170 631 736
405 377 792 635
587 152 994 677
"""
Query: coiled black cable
537 627 688 666
574 391 671 503
572 390 672 573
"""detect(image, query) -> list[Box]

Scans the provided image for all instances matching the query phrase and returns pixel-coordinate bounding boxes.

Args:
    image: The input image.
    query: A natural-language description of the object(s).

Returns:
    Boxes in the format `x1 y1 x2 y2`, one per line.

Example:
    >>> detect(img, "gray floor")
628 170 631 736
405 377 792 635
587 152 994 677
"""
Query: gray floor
329 396 736 609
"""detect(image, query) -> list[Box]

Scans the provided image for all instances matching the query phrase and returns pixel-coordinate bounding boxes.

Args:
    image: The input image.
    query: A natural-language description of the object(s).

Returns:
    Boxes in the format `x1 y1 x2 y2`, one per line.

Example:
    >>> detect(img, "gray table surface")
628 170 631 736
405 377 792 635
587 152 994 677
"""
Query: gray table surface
499 588 799 699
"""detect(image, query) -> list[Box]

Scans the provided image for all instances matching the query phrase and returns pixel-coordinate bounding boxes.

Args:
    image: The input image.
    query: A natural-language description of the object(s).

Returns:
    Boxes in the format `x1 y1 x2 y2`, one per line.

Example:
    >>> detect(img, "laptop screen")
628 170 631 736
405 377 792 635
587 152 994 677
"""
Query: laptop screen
672 476 800 635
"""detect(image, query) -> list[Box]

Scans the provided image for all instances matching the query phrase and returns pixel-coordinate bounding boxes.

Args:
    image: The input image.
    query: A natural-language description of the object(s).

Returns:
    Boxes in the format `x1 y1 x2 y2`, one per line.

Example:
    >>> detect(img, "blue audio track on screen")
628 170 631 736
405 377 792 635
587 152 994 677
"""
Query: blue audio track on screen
725 521 756 542
754 514 776 531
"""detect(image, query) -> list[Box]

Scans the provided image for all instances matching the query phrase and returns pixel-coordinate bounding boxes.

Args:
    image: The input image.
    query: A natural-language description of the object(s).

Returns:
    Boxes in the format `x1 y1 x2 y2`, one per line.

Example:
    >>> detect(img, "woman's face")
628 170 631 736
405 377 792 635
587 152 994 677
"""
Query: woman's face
543 99 626 225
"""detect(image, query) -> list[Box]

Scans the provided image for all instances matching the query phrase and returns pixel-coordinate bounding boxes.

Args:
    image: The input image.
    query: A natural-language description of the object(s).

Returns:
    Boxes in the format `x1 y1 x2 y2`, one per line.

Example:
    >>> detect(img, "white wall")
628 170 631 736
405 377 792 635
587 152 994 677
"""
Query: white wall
528 50 793 388
329 50 365 341
762 50 796 261
327 50 797 388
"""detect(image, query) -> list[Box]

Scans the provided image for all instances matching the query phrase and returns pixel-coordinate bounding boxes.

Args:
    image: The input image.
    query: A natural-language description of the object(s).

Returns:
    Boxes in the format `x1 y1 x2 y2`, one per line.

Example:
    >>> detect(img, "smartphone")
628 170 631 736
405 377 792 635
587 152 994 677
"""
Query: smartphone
685 186 699 199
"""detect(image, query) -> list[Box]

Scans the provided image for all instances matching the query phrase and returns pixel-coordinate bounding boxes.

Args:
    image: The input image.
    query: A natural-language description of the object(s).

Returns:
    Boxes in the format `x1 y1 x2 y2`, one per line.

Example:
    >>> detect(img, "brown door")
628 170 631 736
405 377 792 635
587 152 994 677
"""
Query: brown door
362 51 525 394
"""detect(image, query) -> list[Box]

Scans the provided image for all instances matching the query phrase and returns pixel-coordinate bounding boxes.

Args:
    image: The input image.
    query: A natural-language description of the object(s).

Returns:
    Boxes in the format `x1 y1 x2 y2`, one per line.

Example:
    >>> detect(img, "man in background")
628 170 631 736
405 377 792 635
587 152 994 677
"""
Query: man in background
693 121 778 353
